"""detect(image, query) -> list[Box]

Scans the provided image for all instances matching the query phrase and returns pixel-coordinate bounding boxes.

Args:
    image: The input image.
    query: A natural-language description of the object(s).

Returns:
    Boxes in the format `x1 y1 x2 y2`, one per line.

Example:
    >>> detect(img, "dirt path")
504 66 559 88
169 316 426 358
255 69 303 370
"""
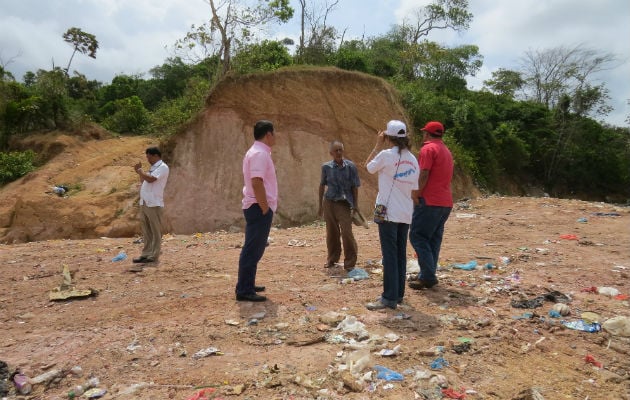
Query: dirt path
1 196 629 399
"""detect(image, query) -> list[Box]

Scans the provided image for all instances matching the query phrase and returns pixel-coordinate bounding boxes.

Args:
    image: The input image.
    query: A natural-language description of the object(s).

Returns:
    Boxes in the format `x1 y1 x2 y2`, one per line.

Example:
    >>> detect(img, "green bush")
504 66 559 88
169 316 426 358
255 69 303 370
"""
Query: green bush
0 150 36 185
101 95 149 134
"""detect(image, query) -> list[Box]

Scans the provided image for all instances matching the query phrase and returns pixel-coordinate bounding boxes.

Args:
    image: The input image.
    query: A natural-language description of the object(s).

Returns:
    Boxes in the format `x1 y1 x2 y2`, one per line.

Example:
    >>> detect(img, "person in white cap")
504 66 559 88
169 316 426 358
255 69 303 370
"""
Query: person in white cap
363 120 419 310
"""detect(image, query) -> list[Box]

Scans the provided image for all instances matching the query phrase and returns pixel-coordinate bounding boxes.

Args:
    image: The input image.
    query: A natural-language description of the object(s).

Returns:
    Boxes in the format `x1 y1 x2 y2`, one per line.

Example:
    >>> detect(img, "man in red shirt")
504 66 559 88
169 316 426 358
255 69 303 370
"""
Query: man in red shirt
408 121 453 290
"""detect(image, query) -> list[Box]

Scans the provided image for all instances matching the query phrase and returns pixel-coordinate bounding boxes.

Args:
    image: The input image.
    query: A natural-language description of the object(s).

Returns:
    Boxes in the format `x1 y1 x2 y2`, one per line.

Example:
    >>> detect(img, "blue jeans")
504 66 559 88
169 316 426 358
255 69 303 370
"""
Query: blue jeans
236 204 273 296
378 221 409 308
409 198 451 284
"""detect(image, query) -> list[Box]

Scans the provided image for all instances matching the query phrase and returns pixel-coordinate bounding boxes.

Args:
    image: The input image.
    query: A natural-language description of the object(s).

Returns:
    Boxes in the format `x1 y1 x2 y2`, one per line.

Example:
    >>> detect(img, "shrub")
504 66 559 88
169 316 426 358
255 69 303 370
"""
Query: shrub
0 150 36 185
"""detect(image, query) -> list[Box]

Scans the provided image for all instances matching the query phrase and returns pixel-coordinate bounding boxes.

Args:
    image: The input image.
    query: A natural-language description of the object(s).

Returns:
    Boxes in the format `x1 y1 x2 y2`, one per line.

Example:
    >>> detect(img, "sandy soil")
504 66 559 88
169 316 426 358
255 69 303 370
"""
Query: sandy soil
1 196 629 400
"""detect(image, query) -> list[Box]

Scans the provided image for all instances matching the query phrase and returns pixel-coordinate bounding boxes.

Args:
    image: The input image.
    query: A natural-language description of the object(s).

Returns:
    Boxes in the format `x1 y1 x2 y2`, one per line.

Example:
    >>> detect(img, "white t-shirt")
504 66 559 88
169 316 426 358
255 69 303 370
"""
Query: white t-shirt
367 146 419 224
139 160 169 207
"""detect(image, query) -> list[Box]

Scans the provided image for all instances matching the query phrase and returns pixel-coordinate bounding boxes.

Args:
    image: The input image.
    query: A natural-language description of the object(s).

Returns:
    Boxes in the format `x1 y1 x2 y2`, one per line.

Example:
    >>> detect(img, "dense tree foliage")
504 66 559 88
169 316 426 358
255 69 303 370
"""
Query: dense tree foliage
1 5 628 201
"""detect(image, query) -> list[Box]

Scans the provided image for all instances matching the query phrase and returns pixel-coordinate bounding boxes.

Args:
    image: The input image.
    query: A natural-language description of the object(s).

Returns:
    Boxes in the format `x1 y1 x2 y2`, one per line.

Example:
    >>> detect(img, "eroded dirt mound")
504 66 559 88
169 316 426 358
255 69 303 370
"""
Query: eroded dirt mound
162 67 477 234
0 132 155 243
0 68 478 244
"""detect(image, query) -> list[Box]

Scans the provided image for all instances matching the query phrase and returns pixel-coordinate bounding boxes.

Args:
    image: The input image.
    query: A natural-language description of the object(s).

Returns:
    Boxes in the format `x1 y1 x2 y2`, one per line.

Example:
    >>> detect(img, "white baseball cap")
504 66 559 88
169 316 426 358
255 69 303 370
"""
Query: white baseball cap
385 120 407 137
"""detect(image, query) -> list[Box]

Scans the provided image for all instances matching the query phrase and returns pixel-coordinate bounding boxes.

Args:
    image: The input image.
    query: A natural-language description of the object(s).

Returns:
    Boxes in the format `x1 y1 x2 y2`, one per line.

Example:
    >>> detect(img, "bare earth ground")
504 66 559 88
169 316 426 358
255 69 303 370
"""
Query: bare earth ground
1 196 629 400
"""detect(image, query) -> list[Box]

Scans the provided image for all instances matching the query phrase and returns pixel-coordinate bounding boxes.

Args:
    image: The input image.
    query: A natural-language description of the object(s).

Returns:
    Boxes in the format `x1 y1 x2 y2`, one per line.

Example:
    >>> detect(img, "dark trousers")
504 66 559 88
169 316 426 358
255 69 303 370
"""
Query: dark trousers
409 198 452 284
323 199 357 269
236 204 273 296
378 221 409 308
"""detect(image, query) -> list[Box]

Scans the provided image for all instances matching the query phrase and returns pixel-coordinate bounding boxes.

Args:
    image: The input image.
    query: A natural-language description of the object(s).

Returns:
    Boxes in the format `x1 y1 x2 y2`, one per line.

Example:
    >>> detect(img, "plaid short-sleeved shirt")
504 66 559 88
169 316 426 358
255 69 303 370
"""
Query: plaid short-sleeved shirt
320 159 360 208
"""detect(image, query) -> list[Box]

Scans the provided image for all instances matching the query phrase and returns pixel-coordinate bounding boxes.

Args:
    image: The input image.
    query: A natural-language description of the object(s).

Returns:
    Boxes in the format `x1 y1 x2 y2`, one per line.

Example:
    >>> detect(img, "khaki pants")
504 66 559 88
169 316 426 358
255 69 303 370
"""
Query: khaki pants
140 205 163 260
323 199 357 269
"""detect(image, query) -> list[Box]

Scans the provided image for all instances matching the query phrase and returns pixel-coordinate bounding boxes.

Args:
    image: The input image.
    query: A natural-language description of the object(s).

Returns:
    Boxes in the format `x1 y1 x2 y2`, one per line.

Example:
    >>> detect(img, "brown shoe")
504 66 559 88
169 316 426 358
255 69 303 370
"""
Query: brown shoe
408 279 437 290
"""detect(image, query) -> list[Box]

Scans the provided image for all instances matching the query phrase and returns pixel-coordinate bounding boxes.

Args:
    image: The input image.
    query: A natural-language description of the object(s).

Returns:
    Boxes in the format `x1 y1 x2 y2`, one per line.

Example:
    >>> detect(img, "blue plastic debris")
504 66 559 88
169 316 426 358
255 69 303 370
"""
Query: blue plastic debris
374 365 404 381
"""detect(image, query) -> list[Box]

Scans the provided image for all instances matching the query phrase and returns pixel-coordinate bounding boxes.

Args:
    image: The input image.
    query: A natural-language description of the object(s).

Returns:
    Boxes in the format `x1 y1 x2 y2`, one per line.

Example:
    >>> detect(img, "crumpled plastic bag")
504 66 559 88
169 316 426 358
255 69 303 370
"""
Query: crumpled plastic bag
374 365 403 381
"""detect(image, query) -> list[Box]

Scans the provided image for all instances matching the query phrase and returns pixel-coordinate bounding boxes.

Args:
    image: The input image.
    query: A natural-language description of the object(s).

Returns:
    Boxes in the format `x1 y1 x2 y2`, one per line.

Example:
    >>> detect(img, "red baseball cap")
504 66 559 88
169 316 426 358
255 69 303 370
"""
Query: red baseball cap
421 121 445 136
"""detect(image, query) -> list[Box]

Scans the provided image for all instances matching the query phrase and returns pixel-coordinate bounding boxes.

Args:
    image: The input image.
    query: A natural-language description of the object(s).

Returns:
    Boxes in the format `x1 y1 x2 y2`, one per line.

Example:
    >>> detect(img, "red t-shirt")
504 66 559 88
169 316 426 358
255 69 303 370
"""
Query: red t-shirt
418 139 453 207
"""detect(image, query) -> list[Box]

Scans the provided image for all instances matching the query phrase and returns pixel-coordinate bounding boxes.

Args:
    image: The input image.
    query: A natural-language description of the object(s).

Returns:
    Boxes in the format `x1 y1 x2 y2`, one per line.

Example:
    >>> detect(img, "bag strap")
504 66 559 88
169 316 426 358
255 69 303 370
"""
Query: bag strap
382 152 402 211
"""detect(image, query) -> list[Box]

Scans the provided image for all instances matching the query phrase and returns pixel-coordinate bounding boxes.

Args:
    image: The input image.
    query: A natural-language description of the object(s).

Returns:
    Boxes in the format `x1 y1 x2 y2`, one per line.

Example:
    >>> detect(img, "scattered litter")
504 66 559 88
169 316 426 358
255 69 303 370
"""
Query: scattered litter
224 319 239 326
374 365 404 381
576 217 588 223
192 346 223 359
430 357 449 370
562 320 601 332
512 312 533 320
382 383 395 390
581 312 600 324
452 342 471 354
455 213 476 218
13 373 31 395
111 251 127 262
552 303 570 316
451 260 477 270
336 316 369 340
49 265 98 301
287 239 307 247
511 296 545 309
544 291 571 303
442 388 467 399
52 185 68 196
584 354 603 368
83 388 107 398
559 234 579 240
186 388 217 400
378 345 401 357
548 310 561 318
347 268 369 280
597 286 620 297
591 212 620 217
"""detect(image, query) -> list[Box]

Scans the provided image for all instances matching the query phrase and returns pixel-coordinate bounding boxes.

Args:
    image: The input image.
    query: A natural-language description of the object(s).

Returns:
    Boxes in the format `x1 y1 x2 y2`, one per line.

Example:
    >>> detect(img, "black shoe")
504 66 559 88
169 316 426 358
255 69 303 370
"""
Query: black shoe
236 293 267 302
132 256 148 263
408 279 437 290
254 285 266 292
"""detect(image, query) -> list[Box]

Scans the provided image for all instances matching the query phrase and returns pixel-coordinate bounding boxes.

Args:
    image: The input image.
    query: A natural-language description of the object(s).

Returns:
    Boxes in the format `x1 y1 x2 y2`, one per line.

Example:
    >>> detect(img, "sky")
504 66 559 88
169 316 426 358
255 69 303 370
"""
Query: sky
1 0 628 126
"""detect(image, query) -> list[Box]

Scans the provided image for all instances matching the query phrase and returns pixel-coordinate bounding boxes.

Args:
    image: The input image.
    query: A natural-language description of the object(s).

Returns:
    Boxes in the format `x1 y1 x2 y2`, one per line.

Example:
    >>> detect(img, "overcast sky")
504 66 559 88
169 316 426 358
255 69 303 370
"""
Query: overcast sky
1 0 628 126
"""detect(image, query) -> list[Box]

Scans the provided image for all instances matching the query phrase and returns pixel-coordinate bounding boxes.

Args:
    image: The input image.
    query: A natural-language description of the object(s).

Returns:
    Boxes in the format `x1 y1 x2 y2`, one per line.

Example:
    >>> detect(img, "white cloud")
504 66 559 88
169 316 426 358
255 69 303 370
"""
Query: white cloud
1 0 627 126
393 0 630 126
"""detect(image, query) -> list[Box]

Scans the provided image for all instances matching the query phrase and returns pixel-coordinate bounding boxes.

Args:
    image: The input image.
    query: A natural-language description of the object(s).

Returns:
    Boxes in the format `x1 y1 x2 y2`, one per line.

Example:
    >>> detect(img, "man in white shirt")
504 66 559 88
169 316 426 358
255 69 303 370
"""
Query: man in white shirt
132 147 169 264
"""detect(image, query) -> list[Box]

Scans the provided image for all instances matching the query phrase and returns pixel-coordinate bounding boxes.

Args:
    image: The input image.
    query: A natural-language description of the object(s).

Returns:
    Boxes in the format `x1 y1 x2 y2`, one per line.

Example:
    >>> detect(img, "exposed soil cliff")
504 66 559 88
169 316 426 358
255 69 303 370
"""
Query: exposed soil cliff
0 68 477 243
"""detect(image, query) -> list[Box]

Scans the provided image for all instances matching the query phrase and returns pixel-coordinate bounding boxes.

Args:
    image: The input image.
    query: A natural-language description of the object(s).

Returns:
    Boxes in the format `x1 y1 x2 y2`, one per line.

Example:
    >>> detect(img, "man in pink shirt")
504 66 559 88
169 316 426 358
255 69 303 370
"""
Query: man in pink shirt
409 121 453 290
236 120 278 302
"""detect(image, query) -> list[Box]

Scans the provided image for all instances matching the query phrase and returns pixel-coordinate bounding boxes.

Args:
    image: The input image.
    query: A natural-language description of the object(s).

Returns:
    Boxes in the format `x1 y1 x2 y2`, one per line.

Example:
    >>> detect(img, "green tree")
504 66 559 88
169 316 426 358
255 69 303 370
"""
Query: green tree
63 27 99 74
232 40 292 74
415 43 482 94
483 68 525 98
101 96 149 134
203 0 294 75
334 40 369 73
